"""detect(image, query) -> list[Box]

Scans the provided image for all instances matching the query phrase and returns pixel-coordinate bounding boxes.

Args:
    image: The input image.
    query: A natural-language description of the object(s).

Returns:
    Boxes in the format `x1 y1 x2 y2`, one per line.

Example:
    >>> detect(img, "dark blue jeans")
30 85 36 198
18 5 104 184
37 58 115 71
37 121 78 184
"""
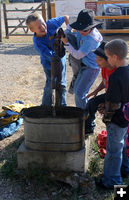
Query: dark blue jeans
102 123 128 188
85 93 106 133
42 56 67 106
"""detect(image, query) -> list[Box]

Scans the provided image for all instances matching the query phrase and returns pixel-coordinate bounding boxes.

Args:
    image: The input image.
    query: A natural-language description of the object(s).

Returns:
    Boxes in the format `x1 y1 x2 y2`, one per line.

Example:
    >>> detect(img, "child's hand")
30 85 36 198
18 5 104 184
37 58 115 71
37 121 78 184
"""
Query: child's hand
98 103 105 114
86 90 98 99
61 36 68 45
64 15 69 25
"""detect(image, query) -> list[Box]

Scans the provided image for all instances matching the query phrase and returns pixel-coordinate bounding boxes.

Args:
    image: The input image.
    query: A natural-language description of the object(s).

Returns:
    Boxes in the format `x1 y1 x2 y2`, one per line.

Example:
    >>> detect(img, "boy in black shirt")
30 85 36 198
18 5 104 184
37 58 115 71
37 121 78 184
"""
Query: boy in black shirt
96 39 129 189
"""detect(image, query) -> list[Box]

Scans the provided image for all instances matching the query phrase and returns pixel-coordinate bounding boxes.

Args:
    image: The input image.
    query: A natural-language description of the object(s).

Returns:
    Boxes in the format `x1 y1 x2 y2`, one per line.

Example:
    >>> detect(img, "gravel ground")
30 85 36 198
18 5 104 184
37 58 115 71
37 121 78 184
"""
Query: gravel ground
0 42 74 108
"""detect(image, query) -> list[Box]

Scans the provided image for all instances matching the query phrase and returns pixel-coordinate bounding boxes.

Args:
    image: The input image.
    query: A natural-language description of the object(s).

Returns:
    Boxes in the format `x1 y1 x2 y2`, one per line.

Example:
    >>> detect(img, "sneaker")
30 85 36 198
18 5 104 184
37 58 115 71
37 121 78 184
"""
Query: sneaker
95 178 113 190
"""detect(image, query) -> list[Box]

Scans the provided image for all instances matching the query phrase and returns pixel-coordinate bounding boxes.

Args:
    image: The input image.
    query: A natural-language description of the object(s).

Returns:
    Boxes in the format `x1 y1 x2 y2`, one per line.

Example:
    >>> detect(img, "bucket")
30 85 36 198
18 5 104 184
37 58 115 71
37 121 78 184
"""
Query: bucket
21 106 85 152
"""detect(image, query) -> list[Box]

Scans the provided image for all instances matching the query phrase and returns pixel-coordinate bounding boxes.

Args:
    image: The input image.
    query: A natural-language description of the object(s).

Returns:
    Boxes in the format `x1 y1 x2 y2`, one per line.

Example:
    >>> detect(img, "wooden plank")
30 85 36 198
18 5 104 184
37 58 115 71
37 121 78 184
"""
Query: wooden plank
47 0 51 19
0 4 2 42
7 18 26 20
95 15 129 19
6 9 42 12
99 29 129 33
42 2 46 21
8 26 27 28
3 3 9 38
96 1 129 4
51 2 56 18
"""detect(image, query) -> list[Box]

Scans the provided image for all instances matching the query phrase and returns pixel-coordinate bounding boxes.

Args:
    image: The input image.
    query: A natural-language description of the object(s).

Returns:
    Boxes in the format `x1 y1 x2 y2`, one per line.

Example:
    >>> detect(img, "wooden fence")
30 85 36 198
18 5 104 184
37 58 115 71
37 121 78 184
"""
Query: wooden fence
1 0 129 41
2 0 52 39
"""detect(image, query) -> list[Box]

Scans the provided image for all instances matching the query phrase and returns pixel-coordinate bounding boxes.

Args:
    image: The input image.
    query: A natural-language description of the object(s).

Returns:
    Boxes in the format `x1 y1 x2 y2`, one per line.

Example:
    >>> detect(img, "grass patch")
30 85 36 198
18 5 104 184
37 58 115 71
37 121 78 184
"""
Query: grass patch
89 155 101 176
88 135 103 176
1 156 18 178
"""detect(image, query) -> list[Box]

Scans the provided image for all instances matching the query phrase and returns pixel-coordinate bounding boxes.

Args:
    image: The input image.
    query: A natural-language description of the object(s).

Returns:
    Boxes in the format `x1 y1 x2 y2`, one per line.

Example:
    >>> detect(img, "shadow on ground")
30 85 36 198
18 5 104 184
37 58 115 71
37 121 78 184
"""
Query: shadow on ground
0 43 38 56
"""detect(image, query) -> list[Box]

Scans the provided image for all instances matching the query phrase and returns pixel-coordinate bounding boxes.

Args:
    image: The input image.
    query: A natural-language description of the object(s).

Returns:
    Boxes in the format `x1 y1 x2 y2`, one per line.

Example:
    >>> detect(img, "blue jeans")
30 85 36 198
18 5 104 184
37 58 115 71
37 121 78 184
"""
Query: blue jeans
74 66 100 109
121 132 129 174
42 56 67 106
85 93 106 133
102 123 128 188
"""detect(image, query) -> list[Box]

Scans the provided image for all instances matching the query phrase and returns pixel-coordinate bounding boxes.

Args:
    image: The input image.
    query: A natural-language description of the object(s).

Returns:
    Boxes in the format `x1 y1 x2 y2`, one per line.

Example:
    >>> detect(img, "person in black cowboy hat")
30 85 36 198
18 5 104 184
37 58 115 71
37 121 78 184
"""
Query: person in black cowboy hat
85 41 117 134
61 9 103 114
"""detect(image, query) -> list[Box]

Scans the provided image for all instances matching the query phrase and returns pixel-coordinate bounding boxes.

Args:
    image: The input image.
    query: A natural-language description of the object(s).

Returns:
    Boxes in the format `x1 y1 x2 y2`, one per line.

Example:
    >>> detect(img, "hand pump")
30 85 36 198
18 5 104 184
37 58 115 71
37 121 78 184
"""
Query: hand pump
51 28 65 116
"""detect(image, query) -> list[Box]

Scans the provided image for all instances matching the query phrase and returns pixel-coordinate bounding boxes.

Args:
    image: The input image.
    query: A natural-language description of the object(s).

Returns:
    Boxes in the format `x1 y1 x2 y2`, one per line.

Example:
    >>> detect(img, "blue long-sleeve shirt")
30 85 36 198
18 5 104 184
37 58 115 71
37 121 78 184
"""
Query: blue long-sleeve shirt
33 16 65 69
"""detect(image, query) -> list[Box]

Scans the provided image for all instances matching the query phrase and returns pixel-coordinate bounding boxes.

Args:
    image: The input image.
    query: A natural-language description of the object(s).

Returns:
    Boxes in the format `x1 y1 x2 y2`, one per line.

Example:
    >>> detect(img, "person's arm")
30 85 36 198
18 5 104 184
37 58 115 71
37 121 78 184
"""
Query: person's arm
64 15 69 25
61 36 85 59
87 81 105 98
103 101 121 123
102 75 121 123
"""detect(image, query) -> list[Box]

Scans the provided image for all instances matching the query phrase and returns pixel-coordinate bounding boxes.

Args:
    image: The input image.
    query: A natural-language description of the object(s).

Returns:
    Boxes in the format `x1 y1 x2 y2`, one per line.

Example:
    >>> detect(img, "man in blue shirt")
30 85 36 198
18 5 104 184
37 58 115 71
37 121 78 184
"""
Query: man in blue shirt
26 13 69 106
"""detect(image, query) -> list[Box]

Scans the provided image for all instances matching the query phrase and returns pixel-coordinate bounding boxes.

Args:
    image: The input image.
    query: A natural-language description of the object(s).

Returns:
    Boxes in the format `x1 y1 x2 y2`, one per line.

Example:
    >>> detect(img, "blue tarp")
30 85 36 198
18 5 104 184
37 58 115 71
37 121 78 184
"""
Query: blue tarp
0 118 23 140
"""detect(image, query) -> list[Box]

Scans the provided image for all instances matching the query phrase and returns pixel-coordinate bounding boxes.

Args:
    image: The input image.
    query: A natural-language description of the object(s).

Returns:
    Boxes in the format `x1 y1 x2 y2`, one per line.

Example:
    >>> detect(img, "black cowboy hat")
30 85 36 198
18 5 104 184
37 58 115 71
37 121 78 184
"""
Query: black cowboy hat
94 41 107 60
70 9 102 31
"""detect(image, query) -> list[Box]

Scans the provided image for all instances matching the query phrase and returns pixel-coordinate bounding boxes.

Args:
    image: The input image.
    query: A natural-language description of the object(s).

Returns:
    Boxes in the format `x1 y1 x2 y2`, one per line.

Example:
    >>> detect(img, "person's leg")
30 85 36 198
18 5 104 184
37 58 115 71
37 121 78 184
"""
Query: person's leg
121 130 129 175
61 56 67 106
68 55 81 94
42 56 67 106
42 68 52 106
85 94 106 133
74 67 100 109
102 123 127 188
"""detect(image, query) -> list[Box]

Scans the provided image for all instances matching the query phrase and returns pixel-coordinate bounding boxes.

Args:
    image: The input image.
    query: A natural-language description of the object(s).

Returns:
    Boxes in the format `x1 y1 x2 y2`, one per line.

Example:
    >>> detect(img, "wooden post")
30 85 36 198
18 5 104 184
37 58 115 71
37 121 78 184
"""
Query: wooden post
51 2 56 18
42 2 46 21
3 3 9 39
0 4 2 42
47 0 51 20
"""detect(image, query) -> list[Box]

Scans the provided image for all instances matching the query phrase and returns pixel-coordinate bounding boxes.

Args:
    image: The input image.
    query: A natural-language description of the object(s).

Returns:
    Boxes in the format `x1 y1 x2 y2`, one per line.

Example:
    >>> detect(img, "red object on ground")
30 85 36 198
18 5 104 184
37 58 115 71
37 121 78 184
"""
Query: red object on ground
98 130 107 148
98 130 107 158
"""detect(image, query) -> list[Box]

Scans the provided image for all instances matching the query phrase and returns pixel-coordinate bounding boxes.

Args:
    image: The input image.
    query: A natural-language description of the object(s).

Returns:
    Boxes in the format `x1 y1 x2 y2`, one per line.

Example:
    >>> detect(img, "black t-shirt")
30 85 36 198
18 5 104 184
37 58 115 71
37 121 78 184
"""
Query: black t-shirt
106 65 129 127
